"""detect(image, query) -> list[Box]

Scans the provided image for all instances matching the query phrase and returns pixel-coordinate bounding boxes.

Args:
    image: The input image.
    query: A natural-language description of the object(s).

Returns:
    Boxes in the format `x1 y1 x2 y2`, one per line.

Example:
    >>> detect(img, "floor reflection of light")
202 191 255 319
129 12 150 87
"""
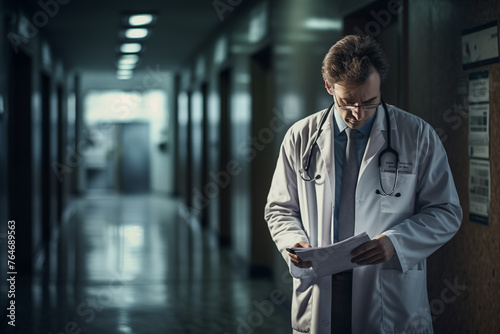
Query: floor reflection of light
124 225 144 248
107 224 118 274
122 225 144 276
118 309 133 333
118 326 133 333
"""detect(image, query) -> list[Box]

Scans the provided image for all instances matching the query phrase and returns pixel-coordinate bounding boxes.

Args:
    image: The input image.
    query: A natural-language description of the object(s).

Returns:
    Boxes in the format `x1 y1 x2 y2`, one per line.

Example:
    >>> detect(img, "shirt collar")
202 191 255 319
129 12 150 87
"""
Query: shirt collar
333 105 379 137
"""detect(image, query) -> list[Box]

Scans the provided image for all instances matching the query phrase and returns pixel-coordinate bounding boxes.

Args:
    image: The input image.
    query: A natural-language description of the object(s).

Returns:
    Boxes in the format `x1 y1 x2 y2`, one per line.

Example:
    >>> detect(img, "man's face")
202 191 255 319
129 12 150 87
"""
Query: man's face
325 69 381 129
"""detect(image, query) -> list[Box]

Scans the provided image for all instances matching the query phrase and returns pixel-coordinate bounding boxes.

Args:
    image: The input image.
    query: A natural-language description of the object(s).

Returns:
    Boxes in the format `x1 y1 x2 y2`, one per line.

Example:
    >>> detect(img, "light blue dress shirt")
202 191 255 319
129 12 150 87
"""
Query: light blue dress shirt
333 107 378 243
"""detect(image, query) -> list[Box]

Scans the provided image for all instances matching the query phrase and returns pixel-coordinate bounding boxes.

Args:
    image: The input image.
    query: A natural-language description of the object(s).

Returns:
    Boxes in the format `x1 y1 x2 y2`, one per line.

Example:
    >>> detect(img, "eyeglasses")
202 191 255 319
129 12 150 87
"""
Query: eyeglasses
333 93 381 111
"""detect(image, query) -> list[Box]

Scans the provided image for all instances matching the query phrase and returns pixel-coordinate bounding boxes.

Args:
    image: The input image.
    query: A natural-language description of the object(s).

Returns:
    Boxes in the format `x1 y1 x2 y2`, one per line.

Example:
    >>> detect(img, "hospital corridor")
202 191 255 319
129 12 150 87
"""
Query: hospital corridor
8 194 290 333
0 0 499 333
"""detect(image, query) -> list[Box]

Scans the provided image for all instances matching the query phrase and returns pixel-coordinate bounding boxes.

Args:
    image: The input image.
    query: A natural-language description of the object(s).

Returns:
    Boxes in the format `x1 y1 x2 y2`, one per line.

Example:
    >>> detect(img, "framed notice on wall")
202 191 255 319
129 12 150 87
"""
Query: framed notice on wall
468 70 490 159
469 159 490 226
462 20 499 69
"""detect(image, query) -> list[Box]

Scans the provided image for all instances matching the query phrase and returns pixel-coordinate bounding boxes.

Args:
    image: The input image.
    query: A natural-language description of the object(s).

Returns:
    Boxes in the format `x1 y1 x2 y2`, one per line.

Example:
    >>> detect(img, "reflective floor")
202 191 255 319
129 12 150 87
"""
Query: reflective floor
5 194 290 334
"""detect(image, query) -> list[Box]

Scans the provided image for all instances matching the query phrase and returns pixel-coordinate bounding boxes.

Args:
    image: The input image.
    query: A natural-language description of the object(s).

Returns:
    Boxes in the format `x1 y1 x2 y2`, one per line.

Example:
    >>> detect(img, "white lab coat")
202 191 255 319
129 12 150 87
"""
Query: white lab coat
265 104 462 334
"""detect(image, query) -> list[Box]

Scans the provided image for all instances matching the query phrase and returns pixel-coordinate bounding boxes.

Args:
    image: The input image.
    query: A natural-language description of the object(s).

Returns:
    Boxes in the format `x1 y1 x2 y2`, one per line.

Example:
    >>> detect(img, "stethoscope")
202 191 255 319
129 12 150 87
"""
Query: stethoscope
299 99 401 197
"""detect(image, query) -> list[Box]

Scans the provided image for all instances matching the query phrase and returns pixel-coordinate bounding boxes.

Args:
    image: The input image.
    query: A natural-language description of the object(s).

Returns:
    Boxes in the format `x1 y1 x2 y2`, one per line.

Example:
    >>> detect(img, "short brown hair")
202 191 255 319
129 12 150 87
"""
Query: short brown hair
321 35 389 87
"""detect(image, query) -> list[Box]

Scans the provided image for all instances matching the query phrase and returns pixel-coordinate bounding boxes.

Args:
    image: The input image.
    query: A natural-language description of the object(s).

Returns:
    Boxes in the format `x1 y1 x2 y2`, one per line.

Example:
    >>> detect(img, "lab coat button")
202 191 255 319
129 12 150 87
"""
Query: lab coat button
322 320 329 327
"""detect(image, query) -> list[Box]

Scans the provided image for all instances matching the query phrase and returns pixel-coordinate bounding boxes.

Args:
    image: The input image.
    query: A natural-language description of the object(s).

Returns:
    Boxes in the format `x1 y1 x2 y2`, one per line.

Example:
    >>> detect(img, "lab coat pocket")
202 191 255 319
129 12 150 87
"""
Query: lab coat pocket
379 174 417 213
291 278 313 333
380 270 433 333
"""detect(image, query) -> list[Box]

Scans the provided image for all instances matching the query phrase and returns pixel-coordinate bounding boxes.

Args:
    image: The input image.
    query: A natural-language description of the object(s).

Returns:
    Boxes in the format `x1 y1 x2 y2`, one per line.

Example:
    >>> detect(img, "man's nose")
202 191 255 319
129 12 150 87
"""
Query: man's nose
352 107 365 120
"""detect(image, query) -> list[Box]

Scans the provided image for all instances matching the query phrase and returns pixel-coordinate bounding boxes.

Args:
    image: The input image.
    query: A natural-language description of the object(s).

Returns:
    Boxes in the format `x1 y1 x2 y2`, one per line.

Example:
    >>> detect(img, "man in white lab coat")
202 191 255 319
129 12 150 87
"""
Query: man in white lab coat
264 35 462 334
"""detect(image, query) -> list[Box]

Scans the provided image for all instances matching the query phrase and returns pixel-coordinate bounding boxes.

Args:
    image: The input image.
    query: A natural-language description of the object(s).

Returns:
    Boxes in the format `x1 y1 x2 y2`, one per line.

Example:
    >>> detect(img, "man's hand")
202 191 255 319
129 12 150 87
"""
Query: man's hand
351 234 394 265
289 241 313 268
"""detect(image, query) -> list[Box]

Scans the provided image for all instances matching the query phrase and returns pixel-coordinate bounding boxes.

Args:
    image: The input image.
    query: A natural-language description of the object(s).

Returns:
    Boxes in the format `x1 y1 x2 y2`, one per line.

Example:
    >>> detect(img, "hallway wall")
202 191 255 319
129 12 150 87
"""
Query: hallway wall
176 5 256 267
408 0 500 332
0 0 9 289
0 1 74 283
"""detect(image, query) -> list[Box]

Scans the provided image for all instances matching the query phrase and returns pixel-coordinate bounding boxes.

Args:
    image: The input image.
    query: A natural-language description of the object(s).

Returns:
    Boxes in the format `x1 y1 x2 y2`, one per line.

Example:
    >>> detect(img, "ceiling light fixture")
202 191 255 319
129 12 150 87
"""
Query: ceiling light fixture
115 12 156 77
117 69 133 76
125 28 149 39
117 72 133 80
303 18 342 31
120 43 142 53
129 14 154 26
118 54 139 65
117 63 136 70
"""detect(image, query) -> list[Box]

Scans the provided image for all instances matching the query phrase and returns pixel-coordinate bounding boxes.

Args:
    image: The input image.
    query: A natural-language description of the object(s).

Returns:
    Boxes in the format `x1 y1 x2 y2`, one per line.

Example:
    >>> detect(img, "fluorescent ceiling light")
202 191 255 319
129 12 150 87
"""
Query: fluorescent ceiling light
118 54 139 65
125 28 149 39
117 69 133 80
129 14 154 26
117 63 136 70
303 18 342 31
117 74 133 80
117 69 133 76
120 43 142 53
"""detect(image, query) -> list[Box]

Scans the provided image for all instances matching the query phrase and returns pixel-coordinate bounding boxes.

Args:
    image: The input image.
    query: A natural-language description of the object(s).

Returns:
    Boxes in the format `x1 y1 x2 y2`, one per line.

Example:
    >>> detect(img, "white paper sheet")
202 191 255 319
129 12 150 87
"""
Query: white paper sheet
289 232 371 277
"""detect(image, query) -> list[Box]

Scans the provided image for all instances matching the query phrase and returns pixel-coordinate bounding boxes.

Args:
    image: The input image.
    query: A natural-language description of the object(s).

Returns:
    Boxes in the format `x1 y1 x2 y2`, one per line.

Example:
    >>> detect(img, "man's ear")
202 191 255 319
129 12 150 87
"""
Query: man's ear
324 80 334 95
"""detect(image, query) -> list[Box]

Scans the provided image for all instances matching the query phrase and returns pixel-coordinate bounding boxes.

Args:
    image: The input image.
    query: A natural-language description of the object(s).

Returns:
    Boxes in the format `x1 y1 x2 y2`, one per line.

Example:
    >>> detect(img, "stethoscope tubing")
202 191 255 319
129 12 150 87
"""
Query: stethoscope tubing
298 102 334 182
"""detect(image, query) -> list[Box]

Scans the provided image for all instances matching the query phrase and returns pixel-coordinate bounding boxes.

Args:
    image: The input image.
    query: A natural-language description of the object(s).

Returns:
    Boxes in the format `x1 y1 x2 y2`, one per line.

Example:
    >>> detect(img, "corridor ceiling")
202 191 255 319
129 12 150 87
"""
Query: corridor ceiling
26 0 235 78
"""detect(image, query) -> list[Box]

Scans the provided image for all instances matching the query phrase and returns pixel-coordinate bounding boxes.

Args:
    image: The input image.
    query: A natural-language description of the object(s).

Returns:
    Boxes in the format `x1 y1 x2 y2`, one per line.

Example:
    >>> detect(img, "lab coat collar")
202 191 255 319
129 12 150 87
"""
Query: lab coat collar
358 103 397 180
315 108 333 170
314 108 335 201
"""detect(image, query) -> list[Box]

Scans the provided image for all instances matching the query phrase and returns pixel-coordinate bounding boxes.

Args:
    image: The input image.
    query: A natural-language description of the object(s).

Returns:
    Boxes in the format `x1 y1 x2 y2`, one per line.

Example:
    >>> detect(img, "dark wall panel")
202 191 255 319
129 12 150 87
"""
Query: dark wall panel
408 1 500 332
8 49 33 277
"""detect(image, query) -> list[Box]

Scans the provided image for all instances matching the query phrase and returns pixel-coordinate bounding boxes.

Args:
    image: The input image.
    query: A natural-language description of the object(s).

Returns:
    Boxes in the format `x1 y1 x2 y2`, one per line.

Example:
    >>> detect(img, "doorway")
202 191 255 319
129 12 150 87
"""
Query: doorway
83 90 165 194
56 84 65 224
118 122 151 193
219 69 232 246
201 82 209 227
250 45 275 275
8 49 33 275
41 72 52 246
